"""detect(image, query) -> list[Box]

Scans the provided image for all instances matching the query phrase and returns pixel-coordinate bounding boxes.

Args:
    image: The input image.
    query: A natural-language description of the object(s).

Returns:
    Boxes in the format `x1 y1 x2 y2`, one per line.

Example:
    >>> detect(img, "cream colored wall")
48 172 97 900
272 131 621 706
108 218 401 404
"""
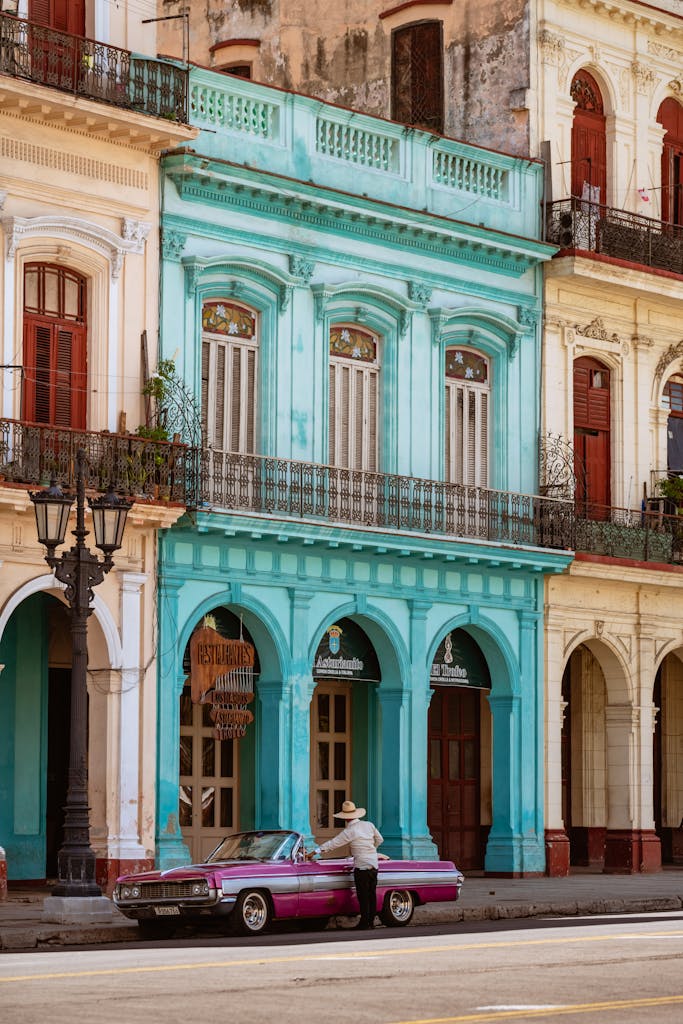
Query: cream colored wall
0 51 196 868
544 561 683 833
537 0 683 213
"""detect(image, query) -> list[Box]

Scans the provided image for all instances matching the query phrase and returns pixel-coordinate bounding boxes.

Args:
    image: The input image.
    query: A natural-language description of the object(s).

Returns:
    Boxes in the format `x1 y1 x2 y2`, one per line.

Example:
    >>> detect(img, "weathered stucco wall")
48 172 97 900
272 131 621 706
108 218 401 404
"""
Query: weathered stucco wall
157 0 531 155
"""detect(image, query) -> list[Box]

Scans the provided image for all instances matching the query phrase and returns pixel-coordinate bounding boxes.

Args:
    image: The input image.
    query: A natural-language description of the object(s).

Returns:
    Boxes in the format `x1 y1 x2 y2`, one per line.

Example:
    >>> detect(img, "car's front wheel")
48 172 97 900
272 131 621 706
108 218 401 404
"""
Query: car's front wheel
233 890 272 935
380 889 414 927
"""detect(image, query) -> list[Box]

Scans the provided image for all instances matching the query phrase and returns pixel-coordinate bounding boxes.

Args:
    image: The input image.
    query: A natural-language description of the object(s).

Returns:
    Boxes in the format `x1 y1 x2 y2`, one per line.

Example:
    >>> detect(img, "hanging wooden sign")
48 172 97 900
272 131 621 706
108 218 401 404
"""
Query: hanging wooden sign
189 626 255 740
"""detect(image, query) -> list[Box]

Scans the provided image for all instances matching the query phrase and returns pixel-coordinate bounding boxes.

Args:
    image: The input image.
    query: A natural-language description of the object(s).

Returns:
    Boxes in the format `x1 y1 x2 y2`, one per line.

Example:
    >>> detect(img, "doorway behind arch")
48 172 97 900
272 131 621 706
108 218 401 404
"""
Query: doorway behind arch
654 655 683 865
0 592 72 881
427 629 492 871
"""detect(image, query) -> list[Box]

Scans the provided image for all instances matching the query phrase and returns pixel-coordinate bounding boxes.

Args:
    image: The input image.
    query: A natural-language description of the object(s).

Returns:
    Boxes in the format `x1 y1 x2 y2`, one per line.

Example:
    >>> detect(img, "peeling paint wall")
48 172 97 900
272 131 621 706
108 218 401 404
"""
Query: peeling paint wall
156 0 531 155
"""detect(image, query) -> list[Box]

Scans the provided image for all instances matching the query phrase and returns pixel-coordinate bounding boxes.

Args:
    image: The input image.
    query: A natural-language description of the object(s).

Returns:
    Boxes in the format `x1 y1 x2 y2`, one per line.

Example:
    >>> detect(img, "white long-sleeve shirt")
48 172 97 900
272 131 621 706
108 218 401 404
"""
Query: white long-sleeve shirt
318 818 384 869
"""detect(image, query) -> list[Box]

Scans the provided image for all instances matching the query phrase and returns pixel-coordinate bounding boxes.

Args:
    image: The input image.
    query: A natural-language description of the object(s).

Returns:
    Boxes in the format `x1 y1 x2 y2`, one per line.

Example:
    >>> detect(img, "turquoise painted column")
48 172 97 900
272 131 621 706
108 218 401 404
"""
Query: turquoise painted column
377 686 406 857
287 589 314 839
156 575 190 869
519 607 546 872
256 679 288 828
485 607 545 875
484 693 521 874
407 600 438 859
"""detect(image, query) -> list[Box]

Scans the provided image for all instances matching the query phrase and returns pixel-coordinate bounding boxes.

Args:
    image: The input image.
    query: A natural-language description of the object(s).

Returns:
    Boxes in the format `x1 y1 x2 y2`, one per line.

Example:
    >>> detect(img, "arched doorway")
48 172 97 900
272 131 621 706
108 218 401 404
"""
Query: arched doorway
657 98 683 226
0 592 72 880
310 618 381 845
573 356 610 516
427 629 491 871
654 655 683 864
179 608 261 863
570 70 607 204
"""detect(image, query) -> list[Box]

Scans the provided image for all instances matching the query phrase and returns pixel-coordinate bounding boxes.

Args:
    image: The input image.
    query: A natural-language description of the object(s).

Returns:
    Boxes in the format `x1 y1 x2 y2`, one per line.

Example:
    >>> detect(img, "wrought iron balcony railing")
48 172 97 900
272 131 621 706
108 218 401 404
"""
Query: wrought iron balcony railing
546 198 683 275
199 449 573 551
0 419 194 505
574 501 683 564
0 12 188 122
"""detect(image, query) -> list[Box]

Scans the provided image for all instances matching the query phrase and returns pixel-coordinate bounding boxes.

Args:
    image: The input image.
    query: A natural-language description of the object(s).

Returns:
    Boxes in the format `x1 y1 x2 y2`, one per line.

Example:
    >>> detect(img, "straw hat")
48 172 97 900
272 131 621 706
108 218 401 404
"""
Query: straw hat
334 800 366 820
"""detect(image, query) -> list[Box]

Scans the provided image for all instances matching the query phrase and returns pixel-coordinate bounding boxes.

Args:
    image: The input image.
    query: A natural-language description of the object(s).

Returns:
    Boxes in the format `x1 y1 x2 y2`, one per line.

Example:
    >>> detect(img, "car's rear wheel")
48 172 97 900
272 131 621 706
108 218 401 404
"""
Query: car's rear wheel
233 890 272 935
380 889 414 927
137 919 176 940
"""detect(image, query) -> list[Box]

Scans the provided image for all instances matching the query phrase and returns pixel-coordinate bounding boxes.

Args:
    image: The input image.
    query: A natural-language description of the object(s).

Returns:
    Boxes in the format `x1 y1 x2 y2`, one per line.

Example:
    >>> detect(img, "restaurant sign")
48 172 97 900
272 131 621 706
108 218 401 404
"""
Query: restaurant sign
430 629 491 690
313 618 381 682
189 625 255 740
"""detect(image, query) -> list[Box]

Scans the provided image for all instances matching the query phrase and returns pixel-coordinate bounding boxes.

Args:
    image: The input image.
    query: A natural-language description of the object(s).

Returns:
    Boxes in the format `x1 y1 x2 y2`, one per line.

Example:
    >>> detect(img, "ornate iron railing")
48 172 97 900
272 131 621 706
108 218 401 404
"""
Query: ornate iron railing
574 501 683 563
0 12 188 122
546 198 683 275
200 449 573 550
0 419 194 504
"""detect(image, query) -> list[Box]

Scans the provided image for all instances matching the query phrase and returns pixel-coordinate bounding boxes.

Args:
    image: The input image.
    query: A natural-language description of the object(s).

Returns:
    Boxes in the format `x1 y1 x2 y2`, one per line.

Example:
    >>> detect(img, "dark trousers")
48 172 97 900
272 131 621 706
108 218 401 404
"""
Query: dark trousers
354 866 378 926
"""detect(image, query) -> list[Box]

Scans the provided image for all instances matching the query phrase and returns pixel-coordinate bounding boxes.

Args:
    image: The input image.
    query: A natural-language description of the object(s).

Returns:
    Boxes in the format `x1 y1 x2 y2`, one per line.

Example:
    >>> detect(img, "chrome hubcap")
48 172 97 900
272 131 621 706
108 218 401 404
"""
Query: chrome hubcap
242 893 268 930
388 890 413 922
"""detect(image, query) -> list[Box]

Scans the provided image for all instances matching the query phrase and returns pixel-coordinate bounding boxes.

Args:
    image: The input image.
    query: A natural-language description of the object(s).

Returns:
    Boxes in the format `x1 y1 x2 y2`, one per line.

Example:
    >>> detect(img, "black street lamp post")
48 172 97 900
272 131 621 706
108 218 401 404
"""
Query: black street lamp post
30 449 132 898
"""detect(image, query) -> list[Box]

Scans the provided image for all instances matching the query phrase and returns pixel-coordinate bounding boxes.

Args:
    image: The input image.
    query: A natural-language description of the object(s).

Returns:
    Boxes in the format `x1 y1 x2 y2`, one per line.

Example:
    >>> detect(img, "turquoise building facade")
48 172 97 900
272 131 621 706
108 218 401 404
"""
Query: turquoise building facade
157 68 571 876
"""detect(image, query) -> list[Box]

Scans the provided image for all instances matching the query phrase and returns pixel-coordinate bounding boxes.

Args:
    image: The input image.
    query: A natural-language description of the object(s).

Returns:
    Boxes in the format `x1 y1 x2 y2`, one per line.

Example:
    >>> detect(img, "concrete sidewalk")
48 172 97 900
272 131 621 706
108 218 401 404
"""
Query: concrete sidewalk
2 869 683 951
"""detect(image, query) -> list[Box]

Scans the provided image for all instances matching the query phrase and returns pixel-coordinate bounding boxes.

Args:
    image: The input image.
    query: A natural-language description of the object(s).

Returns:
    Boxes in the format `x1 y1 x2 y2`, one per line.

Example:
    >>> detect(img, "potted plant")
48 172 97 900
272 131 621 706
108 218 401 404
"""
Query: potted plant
657 475 683 510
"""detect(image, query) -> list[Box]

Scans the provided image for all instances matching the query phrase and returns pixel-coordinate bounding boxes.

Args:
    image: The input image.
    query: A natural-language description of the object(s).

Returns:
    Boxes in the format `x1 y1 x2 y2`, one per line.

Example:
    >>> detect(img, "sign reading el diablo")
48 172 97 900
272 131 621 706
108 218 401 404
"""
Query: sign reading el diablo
190 626 255 740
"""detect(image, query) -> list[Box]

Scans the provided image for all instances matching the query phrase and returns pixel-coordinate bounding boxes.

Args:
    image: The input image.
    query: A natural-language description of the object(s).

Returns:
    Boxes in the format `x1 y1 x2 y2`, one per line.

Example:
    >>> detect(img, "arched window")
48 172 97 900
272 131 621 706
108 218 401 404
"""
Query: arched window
573 356 610 515
201 301 258 454
329 325 379 472
657 98 683 226
570 70 606 205
444 348 490 487
22 263 87 428
391 21 444 133
662 372 683 473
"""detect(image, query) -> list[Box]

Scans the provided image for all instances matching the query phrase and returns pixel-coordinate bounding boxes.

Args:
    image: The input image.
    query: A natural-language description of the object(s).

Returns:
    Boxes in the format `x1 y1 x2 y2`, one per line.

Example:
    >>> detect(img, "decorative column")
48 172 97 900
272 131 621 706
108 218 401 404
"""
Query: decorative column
604 702 661 873
287 589 314 838
403 599 438 858
155 577 190 869
544 618 570 875
115 573 150 874
256 679 288 828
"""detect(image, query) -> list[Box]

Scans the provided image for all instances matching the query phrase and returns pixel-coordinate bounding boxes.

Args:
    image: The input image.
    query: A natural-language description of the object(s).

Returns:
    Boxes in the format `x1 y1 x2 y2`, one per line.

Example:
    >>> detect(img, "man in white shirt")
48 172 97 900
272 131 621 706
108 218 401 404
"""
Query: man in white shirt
308 800 387 929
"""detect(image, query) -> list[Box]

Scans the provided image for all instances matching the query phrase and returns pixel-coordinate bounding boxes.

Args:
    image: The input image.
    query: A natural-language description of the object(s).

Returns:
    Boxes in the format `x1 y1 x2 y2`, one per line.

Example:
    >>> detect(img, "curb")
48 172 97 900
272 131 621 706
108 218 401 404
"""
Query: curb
2 896 682 951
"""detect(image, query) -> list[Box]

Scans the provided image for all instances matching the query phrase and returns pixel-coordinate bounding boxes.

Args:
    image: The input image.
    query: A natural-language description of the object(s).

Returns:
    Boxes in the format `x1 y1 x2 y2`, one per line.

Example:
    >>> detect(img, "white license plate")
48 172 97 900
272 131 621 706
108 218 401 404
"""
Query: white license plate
154 905 180 916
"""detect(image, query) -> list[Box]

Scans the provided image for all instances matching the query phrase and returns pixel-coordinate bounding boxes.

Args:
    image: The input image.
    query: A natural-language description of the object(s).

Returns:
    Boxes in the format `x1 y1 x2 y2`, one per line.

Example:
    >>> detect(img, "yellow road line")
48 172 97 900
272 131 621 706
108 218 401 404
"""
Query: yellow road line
1 930 683 985
388 993 683 1023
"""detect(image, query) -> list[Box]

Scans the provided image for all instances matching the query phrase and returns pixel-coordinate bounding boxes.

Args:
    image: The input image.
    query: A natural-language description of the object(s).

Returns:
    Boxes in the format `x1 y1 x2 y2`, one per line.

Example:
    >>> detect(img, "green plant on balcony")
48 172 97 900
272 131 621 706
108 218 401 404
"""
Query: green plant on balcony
657 475 683 509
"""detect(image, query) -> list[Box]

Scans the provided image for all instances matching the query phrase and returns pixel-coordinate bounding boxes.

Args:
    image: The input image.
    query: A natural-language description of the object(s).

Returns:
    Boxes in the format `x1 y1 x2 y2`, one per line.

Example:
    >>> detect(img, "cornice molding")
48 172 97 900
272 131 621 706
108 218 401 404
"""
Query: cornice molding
166 166 544 278
428 306 526 357
181 255 298 308
1 214 150 278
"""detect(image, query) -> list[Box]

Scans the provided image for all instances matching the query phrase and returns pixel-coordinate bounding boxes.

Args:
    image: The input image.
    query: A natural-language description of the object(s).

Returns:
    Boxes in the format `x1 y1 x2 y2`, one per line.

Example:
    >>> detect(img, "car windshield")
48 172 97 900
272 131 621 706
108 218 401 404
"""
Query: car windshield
206 831 298 863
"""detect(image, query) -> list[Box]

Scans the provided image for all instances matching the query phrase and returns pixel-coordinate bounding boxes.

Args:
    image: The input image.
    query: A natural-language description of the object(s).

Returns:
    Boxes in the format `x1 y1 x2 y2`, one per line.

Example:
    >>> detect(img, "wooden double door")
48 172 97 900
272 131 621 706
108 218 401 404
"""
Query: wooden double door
428 686 483 870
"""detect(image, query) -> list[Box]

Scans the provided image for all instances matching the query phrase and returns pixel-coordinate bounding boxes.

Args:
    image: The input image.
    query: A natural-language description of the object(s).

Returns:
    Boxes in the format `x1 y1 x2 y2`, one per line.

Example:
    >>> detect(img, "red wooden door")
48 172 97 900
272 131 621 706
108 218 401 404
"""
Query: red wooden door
28 0 86 91
658 98 683 226
428 687 481 870
573 358 610 516
29 0 85 34
571 71 606 203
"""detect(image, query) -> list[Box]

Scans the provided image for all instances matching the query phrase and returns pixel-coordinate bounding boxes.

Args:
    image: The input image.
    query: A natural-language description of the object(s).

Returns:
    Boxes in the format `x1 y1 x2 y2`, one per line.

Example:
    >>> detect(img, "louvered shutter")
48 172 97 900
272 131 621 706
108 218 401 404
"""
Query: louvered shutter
201 335 257 455
392 21 444 133
23 319 86 428
329 358 379 471
29 0 51 26
445 376 489 487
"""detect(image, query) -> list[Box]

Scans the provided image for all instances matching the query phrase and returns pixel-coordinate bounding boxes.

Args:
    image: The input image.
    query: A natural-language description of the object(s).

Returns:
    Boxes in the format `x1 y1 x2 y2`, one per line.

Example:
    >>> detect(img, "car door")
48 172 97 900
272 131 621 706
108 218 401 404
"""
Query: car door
296 858 356 918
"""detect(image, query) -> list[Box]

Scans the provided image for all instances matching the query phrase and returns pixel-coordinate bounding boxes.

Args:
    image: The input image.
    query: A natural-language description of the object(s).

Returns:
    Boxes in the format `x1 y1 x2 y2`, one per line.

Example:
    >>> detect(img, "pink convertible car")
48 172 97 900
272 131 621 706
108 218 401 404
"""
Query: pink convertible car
114 829 464 937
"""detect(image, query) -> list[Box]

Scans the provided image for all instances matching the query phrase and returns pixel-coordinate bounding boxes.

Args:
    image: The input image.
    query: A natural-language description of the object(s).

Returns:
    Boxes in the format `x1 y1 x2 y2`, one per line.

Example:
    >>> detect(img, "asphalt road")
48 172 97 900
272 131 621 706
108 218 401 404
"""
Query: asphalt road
1 911 683 1024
